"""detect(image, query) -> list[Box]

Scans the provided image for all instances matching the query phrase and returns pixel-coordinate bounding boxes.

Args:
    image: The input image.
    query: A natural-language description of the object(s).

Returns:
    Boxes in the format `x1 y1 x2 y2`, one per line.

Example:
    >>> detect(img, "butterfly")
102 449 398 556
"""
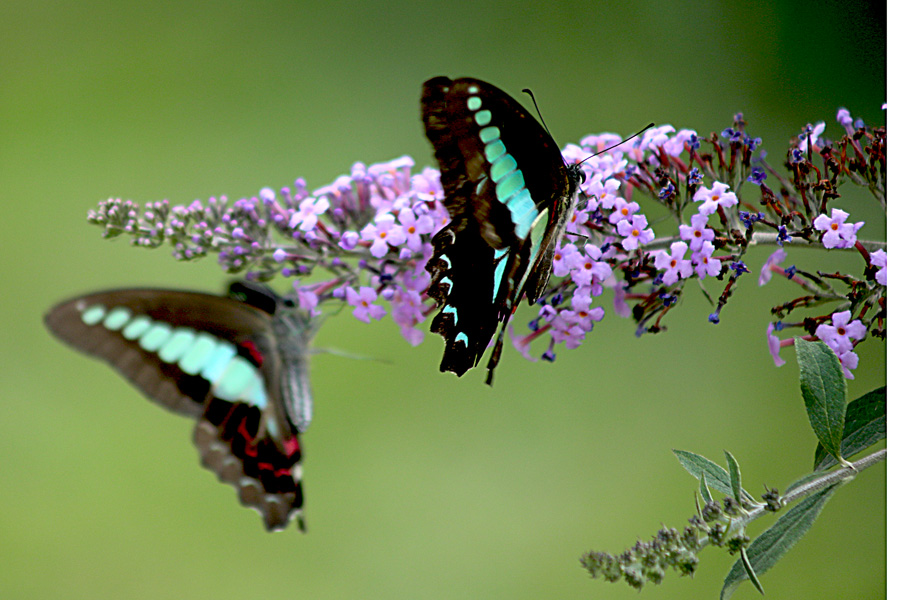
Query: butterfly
421 76 583 384
44 281 316 531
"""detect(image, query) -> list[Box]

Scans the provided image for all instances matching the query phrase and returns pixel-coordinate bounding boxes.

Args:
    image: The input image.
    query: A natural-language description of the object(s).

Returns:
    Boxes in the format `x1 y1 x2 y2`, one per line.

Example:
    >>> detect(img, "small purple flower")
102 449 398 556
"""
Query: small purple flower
552 243 580 277
339 231 360 250
870 249 887 285
658 182 675 201
678 214 715 252
686 133 700 151
798 122 825 152
687 168 703 187
260 187 276 205
747 167 767 185
653 241 693 286
729 260 749 276
812 208 864 249
766 323 787 367
815 310 866 355
663 129 698 157
508 320 539 363
640 125 676 153
273 248 287 263
738 211 764 228
612 281 630 317
694 182 738 216
585 176 621 210
566 205 591 234
759 248 787 286
549 320 587 350
294 286 321 316
289 196 330 231
538 304 558 322
608 198 641 226
568 249 613 289
776 225 791 246
391 289 426 345
692 241 722 280
580 133 623 154
410 168 444 202
837 349 859 379
561 142 592 166
836 108 855 135
346 286 386 324
396 207 435 252
558 290 605 331
616 214 655 251
360 213 405 258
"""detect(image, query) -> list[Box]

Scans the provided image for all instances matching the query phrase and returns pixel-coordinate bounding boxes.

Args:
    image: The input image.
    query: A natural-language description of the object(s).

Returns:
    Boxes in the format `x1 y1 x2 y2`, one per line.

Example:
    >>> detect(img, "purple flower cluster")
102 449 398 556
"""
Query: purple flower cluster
87 106 885 378
814 311 866 379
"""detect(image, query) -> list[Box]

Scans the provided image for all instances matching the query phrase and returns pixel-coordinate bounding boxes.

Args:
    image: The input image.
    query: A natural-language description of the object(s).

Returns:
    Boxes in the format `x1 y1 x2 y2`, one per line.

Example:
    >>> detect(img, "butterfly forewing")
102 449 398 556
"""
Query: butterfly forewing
44 288 307 531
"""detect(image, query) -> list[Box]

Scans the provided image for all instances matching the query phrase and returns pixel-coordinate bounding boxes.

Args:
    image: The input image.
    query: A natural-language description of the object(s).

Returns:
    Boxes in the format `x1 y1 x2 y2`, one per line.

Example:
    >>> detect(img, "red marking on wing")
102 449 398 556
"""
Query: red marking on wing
238 340 265 366
283 436 300 456
221 402 239 425
237 419 258 457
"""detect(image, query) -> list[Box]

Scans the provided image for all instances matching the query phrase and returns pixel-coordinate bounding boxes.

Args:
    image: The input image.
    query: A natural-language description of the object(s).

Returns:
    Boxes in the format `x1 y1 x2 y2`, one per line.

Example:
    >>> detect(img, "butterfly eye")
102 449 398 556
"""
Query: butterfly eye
579 171 586 184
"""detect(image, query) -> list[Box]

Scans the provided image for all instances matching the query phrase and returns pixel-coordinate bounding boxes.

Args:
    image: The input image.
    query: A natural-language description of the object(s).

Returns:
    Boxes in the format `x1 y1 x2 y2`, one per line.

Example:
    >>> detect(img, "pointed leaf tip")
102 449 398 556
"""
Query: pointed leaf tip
720 483 839 599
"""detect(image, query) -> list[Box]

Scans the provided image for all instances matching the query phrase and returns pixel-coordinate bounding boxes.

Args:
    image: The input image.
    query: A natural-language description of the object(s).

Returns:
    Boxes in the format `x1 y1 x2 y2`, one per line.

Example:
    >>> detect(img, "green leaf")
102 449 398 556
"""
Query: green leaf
699 472 713 505
720 483 840 600
675 450 732 495
674 450 756 504
795 339 847 463
724 451 742 504
814 387 886 470
740 547 764 596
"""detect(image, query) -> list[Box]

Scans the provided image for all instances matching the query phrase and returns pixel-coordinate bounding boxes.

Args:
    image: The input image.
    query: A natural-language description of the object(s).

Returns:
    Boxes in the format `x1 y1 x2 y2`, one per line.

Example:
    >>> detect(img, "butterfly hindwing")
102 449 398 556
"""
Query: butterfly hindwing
422 76 582 383
427 214 505 374
44 286 308 531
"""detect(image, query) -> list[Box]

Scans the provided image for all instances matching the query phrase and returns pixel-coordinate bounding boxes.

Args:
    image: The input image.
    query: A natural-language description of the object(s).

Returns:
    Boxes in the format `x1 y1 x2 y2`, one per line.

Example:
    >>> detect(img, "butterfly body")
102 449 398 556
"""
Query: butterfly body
422 76 582 383
44 282 315 531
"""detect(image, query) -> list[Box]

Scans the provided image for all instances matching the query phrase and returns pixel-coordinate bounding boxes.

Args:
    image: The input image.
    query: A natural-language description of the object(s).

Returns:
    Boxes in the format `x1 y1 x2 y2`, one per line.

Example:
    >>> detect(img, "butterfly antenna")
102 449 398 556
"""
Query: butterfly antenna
522 88 655 166
312 347 393 364
574 122 656 168
522 88 552 136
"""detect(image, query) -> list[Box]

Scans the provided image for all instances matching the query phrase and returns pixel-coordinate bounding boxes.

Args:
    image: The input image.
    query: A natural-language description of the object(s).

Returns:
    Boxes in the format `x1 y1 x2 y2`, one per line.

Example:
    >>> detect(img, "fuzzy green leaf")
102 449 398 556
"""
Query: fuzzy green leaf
720 483 840 600
795 339 847 463
740 547 764 596
724 451 742 505
674 450 756 504
814 387 886 470
699 472 713 505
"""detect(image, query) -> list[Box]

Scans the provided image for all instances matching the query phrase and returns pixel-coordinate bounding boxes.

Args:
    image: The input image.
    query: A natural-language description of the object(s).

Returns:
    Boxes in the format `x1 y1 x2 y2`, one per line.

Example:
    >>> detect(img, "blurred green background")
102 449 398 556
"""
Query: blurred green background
1 1 885 599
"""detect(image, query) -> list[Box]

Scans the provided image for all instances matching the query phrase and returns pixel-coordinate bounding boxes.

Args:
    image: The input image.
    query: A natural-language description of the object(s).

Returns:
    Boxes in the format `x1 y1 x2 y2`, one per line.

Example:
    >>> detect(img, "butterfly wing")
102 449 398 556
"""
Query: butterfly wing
44 289 306 531
422 76 580 382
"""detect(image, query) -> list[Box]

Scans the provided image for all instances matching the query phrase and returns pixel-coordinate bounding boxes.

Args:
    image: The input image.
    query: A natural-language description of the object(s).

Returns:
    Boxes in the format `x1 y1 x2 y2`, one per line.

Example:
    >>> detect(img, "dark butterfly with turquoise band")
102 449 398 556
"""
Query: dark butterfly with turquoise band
44 281 316 531
422 76 584 384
